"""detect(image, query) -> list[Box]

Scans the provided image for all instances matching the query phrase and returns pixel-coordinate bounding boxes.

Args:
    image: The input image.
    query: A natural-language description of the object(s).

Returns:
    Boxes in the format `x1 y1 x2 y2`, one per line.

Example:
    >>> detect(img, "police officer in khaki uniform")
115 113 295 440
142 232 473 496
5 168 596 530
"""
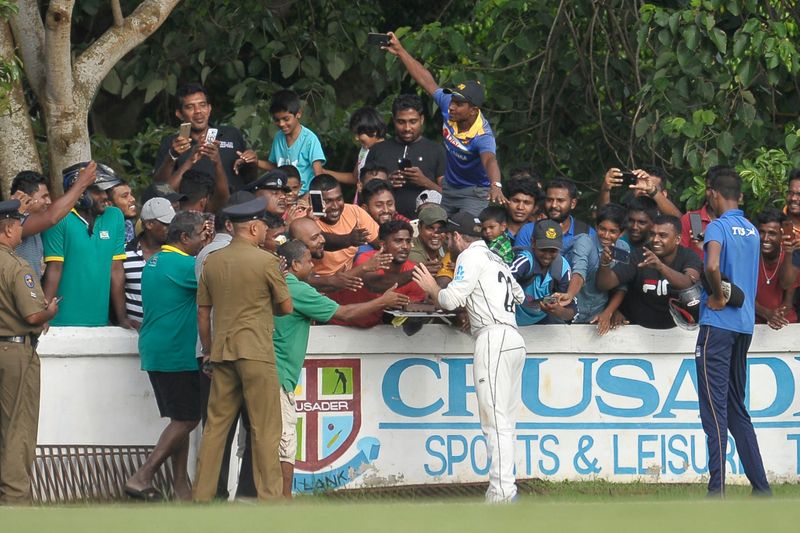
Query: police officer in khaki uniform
0 199 59 504
194 197 292 502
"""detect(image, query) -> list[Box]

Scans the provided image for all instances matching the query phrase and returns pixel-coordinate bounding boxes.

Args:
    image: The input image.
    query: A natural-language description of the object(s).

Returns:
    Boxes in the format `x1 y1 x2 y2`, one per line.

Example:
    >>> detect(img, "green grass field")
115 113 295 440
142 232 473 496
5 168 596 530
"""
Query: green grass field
3 481 799 533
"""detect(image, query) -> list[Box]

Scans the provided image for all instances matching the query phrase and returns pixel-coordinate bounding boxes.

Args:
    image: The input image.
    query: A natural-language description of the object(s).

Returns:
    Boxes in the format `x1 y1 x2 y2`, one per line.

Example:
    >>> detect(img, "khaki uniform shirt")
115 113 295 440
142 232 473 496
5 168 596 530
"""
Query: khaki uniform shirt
0 244 46 336
197 238 290 363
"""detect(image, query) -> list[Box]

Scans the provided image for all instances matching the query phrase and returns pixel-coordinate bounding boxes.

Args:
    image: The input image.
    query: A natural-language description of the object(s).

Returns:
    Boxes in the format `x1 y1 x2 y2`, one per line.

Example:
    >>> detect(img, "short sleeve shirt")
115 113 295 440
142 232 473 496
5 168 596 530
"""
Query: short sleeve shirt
155 125 247 191
313 204 379 276
0 245 47 336
42 207 126 326
274 274 339 391
138 246 199 372
432 88 496 188
614 246 703 329
197 238 290 363
16 217 44 278
699 209 759 334
268 126 326 194
364 137 446 218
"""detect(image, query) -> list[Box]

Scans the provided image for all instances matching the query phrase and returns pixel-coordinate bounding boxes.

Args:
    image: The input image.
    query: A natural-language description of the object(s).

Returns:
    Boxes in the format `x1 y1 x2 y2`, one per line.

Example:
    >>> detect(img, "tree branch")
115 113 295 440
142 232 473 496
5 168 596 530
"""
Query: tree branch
111 0 124 27
10 0 47 99
73 0 182 105
44 0 76 106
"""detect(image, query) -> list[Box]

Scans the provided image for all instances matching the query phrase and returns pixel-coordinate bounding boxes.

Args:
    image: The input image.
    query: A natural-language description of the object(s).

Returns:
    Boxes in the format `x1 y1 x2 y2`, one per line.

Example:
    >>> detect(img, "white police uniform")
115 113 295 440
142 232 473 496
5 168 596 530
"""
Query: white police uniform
437 239 526 503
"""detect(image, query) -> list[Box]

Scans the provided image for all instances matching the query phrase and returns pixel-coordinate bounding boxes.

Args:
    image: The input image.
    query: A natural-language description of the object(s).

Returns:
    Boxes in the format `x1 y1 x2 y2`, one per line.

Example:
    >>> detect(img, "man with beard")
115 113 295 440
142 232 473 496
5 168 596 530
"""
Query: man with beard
310 174 380 276
514 179 595 255
243 169 291 218
510 220 575 325
754 210 796 329
364 94 445 218
42 163 132 328
360 179 409 226
153 83 255 191
624 196 659 252
409 205 448 273
596 214 701 329
328 220 426 328
10 165 97 278
288 217 390 294
412 212 525 503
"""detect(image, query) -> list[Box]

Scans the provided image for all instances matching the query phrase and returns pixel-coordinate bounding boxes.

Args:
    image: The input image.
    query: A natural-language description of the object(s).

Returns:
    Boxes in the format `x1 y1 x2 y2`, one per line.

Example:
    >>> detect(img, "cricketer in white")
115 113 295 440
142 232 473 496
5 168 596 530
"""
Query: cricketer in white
413 216 527 503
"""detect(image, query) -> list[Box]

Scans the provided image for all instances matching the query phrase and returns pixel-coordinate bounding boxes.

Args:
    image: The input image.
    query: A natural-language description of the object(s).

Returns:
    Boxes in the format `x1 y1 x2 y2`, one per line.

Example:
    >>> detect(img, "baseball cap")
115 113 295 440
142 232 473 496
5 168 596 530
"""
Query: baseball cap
533 220 563 250
140 198 176 224
415 190 443 210
445 211 482 237
443 80 485 107
418 205 448 227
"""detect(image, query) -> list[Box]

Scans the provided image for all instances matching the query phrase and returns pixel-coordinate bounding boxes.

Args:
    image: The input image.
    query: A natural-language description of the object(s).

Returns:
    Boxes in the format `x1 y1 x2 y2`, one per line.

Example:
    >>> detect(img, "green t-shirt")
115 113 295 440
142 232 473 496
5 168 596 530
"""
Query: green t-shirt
43 208 126 326
138 246 199 372
274 274 339 391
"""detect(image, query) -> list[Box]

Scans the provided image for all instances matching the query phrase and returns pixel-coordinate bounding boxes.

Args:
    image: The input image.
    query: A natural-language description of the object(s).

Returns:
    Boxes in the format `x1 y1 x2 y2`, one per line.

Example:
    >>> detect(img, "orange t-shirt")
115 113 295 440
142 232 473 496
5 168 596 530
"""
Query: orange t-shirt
314 204 379 276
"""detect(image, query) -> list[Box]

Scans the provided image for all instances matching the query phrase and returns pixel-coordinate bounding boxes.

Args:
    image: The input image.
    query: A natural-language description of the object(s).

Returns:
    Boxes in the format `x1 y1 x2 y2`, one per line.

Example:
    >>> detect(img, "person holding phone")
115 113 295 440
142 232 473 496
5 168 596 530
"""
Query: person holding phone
153 83 254 191
383 32 505 215
363 94 446 218
0 199 60 504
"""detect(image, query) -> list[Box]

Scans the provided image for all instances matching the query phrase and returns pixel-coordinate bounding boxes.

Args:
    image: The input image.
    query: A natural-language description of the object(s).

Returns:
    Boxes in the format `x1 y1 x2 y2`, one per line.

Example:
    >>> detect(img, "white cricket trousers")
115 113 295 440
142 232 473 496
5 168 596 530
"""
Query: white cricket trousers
473 324 526 503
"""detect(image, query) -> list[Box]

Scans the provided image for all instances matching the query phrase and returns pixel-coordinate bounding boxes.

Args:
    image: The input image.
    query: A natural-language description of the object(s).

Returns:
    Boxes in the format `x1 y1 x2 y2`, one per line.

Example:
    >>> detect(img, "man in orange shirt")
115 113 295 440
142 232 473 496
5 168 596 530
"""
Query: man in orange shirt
310 174 379 276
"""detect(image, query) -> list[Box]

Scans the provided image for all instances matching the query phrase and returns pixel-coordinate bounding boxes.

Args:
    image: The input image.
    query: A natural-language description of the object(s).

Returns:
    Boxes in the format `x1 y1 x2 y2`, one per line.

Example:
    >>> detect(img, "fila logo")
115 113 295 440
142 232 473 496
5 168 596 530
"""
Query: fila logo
642 278 669 296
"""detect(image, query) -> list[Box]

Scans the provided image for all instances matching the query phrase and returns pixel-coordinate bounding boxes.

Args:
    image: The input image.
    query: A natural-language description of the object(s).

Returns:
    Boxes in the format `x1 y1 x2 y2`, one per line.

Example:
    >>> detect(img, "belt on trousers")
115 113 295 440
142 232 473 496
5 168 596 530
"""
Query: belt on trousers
0 335 38 348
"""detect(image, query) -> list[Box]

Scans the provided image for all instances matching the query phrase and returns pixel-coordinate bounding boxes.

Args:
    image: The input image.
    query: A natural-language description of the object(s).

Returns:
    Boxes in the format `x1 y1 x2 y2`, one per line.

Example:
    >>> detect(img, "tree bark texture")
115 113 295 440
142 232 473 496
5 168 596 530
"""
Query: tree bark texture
7 0 181 194
0 22 41 199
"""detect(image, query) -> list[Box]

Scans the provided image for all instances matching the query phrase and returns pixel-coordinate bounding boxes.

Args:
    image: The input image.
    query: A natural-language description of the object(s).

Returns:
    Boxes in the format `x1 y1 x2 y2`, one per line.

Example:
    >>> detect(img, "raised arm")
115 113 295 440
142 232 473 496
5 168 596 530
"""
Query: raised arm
23 162 97 237
384 32 439 97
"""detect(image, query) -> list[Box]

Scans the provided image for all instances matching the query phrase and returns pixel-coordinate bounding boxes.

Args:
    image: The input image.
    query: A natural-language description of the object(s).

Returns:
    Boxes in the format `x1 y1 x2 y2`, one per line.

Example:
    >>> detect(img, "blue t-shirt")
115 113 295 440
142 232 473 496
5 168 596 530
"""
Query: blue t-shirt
510 251 573 326
514 216 597 254
268 125 326 194
433 88 496 188
698 209 758 334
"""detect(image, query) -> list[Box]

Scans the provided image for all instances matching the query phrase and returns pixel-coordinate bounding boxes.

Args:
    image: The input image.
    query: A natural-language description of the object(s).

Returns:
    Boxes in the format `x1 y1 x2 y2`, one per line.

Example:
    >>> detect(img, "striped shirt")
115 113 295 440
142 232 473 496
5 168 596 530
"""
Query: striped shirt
123 239 146 323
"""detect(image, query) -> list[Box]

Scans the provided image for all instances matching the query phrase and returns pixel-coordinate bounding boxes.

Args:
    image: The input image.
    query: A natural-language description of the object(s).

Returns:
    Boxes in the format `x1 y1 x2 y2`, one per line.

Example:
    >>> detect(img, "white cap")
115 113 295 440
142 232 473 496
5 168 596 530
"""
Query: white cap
415 190 443 210
140 197 175 224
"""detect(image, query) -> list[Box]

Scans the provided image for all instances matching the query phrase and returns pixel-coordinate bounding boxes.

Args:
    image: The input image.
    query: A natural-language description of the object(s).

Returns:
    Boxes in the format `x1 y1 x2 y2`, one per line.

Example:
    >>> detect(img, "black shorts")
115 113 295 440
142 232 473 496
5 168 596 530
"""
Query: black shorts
147 370 202 422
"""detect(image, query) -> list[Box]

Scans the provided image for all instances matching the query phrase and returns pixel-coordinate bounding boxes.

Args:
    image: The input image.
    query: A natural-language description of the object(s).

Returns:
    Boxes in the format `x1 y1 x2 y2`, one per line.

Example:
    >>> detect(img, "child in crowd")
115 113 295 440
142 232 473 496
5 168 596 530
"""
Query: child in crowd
355 164 390 205
278 164 302 205
267 90 326 195
480 205 513 264
351 107 387 177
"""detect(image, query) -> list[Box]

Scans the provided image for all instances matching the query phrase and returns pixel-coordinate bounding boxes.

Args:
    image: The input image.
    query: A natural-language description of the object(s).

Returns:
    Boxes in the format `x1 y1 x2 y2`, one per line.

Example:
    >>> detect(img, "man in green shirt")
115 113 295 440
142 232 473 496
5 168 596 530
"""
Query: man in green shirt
263 240 409 498
42 162 131 327
124 211 209 501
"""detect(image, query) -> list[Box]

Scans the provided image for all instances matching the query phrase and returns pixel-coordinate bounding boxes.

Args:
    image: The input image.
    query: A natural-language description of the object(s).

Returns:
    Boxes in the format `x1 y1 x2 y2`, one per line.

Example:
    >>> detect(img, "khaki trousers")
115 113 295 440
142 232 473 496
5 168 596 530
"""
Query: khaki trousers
193 359 282 501
0 342 40 504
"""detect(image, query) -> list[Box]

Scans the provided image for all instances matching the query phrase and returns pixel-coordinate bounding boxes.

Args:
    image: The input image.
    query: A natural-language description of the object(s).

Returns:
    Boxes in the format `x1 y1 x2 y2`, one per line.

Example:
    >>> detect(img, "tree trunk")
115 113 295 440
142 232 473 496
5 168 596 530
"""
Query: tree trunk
43 102 91 196
0 22 41 199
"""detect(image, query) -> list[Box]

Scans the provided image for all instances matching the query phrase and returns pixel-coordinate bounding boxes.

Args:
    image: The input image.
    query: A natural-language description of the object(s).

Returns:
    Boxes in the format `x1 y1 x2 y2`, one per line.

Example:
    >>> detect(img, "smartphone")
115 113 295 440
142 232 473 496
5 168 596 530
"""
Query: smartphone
309 190 325 217
205 128 218 145
367 33 390 46
541 295 558 306
782 220 794 238
179 122 191 139
398 158 412 171
620 171 638 186
689 212 704 240
610 247 630 264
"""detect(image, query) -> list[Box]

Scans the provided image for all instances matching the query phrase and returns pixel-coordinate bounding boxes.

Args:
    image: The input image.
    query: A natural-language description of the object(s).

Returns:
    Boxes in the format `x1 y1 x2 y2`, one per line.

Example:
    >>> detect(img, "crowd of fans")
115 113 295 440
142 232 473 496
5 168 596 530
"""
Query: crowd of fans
6 67 800 501
10 83 800 336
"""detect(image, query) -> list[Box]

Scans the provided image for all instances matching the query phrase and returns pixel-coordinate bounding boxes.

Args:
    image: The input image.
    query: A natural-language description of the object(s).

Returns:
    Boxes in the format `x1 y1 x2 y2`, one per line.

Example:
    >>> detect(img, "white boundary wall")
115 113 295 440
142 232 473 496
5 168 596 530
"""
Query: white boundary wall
38 324 800 491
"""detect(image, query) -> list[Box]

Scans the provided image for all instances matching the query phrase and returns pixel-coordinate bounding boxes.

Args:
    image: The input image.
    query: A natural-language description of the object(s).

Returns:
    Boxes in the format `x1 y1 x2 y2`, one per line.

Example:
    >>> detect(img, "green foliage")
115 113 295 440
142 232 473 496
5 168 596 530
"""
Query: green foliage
70 0 800 212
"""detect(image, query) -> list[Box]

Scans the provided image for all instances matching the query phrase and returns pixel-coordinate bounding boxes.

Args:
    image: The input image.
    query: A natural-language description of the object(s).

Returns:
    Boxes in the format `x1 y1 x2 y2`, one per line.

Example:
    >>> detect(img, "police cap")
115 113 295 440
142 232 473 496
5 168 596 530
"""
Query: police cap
243 169 291 193
0 199 23 220
222 196 268 223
